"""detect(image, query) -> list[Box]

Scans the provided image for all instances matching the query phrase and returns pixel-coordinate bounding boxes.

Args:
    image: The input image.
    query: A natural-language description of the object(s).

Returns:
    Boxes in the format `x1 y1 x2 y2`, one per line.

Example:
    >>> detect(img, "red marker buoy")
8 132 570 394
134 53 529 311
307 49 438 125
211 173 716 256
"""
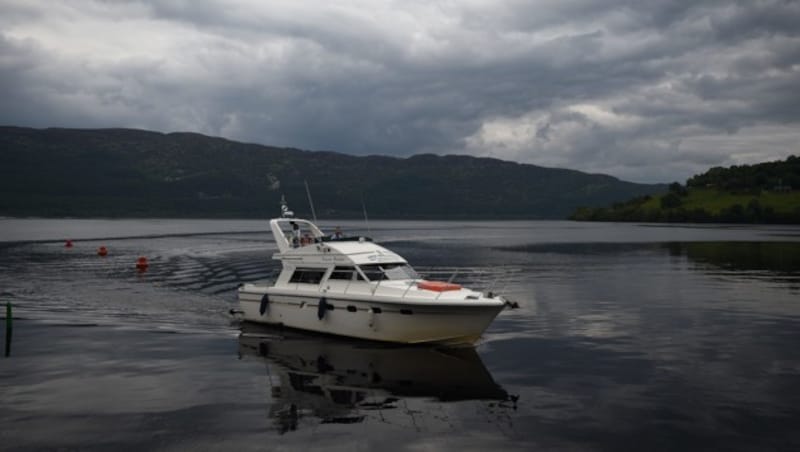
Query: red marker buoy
97 246 108 257
65 240 73 248
136 256 149 272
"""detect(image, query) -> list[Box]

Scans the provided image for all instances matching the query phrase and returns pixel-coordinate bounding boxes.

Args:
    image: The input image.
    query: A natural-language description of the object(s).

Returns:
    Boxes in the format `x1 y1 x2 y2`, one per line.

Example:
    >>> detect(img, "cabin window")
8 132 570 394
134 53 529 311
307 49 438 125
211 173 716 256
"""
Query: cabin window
359 265 388 281
289 268 326 284
382 263 420 280
358 263 419 281
329 266 357 280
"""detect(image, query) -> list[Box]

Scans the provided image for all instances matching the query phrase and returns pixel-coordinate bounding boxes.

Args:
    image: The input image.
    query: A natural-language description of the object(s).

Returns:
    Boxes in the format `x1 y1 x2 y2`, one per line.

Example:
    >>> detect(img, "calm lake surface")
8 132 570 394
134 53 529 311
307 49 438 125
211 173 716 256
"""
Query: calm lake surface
1 219 800 451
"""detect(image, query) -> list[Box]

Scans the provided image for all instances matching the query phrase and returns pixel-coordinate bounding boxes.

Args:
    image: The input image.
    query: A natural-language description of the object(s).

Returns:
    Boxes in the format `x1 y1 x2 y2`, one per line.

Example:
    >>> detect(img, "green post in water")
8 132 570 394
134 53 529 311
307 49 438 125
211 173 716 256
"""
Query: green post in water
4 302 11 357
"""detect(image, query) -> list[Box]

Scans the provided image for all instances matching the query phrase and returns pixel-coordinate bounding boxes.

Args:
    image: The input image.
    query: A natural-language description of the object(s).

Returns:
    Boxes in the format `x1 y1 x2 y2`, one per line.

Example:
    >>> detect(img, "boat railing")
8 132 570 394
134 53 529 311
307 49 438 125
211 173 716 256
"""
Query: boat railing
401 280 415 298
331 267 519 300
365 267 480 299
417 266 520 297
370 277 383 295
417 267 483 286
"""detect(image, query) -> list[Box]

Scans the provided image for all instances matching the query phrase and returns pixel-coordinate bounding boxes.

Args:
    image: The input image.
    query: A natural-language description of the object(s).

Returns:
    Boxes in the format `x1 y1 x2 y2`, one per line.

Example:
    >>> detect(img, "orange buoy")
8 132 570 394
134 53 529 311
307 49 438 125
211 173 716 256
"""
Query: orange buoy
65 240 73 248
97 246 108 257
136 256 149 271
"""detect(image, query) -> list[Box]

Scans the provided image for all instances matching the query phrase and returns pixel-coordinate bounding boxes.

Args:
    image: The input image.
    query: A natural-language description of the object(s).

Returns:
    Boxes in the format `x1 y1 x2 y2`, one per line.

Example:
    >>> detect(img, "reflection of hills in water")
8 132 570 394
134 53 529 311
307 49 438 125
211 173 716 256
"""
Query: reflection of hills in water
666 242 800 274
496 240 800 275
238 324 515 433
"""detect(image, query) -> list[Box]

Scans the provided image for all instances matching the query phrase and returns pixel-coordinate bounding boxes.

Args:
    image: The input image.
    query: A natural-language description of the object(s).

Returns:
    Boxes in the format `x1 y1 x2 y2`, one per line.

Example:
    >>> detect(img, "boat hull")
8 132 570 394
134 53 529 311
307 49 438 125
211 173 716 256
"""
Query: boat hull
238 289 504 345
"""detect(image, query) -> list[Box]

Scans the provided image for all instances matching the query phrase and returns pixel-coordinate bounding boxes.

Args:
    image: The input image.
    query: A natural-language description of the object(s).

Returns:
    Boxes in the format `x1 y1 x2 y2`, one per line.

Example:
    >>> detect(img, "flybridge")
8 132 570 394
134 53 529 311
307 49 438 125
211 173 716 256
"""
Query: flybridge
270 196 401 263
269 222 405 266
269 218 324 254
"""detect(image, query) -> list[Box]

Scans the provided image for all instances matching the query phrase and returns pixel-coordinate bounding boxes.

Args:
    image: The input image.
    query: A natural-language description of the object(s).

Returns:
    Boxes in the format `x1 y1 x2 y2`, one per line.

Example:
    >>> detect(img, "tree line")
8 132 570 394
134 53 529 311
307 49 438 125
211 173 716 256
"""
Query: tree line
570 156 800 224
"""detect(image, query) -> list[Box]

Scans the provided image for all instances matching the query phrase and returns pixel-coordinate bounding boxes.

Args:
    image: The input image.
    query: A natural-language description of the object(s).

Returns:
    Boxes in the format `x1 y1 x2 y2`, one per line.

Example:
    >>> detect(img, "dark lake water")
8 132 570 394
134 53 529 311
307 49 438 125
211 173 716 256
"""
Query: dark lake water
1 219 800 451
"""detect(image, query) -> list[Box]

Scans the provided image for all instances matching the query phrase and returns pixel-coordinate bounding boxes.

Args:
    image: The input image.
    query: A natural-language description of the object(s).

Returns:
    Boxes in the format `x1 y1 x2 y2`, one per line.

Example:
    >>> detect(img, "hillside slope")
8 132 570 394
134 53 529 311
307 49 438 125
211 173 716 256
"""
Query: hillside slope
0 126 665 218
570 156 800 223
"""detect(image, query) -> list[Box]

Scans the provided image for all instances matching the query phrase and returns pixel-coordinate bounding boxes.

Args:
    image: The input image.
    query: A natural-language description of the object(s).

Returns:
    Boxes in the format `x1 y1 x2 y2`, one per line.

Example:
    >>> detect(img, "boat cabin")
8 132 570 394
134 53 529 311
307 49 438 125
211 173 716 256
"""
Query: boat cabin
283 262 419 284
274 261 422 294
268 217 423 291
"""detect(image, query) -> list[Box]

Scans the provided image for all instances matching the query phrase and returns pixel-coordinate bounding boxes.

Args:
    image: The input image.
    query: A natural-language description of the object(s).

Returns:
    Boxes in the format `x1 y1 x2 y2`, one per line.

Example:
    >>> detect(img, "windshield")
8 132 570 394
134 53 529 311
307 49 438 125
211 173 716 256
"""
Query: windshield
359 263 419 281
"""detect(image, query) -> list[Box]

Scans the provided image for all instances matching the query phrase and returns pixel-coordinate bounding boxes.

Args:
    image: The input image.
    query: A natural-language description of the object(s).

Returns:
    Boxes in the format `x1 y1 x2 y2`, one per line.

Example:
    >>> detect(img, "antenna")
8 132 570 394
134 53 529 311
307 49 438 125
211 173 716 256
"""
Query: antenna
304 180 317 223
280 195 294 218
361 194 371 235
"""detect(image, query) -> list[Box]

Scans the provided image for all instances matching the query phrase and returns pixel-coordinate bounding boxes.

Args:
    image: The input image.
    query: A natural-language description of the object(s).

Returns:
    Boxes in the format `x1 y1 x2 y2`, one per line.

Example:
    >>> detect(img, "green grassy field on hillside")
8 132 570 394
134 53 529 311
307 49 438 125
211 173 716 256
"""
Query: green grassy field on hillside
571 156 800 224
571 188 800 223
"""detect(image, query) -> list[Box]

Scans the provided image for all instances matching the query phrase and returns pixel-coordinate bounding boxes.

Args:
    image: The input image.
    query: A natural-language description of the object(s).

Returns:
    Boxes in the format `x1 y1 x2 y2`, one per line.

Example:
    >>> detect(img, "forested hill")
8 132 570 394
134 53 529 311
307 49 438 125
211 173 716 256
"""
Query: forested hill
686 156 800 190
571 156 800 224
0 126 665 219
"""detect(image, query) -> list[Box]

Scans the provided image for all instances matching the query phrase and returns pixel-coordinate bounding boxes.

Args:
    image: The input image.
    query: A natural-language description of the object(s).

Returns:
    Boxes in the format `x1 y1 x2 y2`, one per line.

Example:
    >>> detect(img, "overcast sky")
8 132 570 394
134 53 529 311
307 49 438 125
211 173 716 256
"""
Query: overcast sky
1 0 798 183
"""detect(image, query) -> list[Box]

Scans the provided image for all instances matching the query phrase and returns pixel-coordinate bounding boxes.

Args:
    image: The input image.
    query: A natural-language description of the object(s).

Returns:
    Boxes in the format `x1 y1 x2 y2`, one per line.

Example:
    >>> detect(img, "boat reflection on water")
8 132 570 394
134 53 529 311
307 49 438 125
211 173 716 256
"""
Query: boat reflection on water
238 323 516 433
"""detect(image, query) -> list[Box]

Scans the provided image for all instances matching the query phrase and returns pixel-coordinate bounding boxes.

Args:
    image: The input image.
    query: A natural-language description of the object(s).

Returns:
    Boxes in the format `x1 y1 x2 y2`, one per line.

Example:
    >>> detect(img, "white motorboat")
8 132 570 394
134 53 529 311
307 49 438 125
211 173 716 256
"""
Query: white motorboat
238 199 508 344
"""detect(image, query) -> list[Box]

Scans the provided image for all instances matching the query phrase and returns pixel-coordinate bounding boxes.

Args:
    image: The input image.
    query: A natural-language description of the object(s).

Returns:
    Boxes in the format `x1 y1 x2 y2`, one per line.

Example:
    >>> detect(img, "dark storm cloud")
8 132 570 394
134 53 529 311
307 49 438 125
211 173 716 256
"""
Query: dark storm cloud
1 0 798 182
